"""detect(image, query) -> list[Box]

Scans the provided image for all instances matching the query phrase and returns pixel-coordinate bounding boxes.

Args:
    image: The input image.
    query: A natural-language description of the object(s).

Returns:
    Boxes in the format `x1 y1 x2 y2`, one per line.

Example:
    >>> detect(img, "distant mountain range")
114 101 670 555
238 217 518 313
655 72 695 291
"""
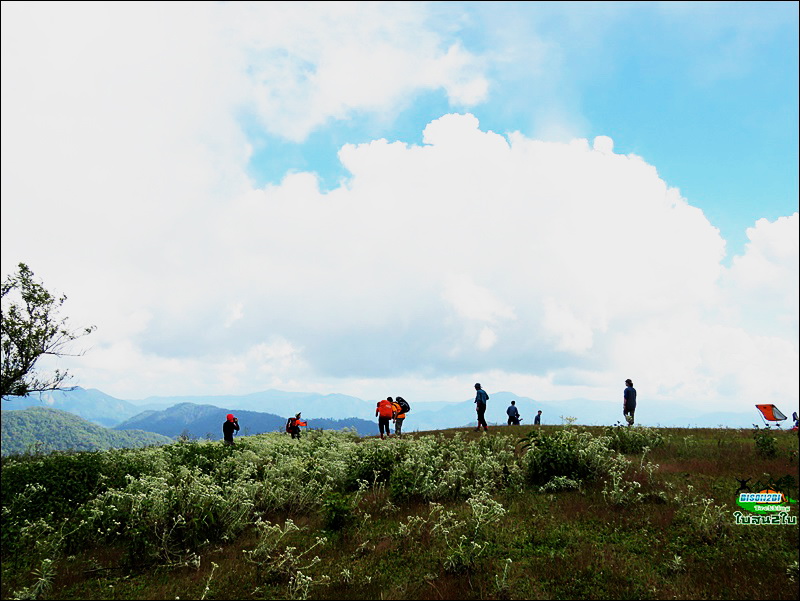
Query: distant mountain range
1 388 148 427
0 407 172 456
2 387 777 442
0 399 379 456
114 402 377 439
134 389 374 420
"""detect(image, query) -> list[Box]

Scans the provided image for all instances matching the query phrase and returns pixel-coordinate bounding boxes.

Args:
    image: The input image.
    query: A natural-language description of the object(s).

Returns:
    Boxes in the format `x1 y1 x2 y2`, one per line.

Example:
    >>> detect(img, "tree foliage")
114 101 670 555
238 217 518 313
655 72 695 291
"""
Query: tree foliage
1 263 96 399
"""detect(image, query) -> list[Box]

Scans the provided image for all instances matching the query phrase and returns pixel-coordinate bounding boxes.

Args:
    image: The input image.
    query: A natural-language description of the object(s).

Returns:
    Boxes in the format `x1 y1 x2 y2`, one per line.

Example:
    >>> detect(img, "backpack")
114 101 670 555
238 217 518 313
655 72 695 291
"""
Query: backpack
286 417 296 433
395 397 411 414
377 400 394 418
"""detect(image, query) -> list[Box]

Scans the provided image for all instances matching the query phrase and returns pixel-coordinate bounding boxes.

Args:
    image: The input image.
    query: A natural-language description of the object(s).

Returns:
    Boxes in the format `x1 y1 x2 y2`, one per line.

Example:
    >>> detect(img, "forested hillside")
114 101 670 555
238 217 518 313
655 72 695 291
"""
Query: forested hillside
0 407 172 456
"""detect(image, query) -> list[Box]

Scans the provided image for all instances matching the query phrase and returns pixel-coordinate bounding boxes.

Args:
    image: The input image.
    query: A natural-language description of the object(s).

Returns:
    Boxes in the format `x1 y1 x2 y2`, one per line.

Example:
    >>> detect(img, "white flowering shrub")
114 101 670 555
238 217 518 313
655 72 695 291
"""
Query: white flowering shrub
539 476 582 492
787 560 799 584
2 426 653 584
10 557 55 600
603 424 665 454
391 491 508 575
601 445 666 506
244 518 329 600
82 466 253 563
601 456 643 505
670 483 732 544
438 491 507 573
388 433 523 502
341 440 400 491
521 427 618 487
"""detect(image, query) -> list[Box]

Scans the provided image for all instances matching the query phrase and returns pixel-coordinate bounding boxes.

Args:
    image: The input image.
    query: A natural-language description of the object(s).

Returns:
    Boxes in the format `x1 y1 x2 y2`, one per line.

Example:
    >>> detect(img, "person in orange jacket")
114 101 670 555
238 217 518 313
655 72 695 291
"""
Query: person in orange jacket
391 399 406 437
376 397 396 439
286 412 307 439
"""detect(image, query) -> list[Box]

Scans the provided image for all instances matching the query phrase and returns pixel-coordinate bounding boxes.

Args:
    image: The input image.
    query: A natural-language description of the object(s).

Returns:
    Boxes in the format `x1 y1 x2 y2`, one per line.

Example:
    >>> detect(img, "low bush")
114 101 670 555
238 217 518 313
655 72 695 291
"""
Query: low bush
321 492 354 531
521 427 618 487
603 424 664 454
752 424 778 458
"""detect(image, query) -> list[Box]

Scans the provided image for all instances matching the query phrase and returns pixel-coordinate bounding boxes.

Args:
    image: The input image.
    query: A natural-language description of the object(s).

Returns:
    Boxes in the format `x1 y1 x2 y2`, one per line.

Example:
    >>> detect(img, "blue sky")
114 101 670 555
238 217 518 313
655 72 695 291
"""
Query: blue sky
246 1 798 259
2 2 798 415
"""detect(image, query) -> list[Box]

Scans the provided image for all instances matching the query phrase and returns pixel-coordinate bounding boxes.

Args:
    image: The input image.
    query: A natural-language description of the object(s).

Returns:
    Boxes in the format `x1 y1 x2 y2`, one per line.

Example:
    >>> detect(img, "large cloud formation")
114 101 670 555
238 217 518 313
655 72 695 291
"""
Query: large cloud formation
2 3 796 411
63 112 793 410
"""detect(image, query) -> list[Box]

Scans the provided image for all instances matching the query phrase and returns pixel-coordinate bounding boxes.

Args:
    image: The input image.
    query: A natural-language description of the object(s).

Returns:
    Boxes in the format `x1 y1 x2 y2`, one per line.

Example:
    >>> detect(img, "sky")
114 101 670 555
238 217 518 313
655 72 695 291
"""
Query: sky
2 1 798 415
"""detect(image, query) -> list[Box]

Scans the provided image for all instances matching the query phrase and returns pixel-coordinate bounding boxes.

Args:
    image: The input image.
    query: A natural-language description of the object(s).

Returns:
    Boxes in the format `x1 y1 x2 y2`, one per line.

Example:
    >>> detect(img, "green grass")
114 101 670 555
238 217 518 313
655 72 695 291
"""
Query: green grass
2 424 797 600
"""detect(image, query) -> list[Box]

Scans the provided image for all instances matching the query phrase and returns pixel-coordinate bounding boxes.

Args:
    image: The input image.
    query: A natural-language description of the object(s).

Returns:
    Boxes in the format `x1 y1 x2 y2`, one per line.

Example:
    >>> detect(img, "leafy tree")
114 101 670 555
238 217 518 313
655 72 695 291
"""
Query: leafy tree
1 263 96 399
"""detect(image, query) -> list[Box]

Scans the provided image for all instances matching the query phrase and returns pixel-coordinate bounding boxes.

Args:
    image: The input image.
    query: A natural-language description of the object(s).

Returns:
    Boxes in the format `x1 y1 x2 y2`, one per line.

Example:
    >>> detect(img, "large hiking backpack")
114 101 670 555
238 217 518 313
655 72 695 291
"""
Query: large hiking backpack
395 397 411 414
286 417 296 433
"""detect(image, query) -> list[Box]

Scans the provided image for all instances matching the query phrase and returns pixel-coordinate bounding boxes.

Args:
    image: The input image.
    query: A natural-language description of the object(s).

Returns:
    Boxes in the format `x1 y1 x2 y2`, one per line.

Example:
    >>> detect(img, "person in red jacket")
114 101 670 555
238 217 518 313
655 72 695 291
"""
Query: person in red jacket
376 397 396 439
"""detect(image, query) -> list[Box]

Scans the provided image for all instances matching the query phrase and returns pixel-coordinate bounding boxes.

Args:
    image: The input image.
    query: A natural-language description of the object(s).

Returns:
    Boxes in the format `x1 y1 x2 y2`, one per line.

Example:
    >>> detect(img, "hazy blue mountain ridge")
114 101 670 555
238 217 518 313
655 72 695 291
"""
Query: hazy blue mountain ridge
114 402 378 439
136 389 373 420
3 387 769 434
1 388 145 427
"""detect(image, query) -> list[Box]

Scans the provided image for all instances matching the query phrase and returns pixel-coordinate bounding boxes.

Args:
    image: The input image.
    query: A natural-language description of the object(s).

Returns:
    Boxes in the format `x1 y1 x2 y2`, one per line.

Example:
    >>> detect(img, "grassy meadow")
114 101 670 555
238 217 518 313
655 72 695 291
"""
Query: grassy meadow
1 421 798 600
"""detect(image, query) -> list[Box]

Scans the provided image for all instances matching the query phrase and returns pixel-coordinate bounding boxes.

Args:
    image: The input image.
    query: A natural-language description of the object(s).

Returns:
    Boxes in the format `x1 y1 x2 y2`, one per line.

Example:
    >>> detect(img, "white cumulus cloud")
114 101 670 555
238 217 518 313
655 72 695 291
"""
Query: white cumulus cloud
2 4 796 413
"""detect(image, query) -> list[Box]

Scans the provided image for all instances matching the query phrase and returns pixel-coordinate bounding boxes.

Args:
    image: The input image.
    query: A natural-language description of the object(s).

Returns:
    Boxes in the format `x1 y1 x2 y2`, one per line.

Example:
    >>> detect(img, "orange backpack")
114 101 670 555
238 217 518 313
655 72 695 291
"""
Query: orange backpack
378 400 394 418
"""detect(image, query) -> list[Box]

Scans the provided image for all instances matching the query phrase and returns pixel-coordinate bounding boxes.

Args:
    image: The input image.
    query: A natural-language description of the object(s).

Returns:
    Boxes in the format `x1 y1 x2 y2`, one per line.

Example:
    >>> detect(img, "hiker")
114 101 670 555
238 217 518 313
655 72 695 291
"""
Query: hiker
623 379 637 426
376 397 396 439
392 398 407 437
474 383 489 432
506 400 521 425
222 413 239 445
534 410 542 426
286 412 306 439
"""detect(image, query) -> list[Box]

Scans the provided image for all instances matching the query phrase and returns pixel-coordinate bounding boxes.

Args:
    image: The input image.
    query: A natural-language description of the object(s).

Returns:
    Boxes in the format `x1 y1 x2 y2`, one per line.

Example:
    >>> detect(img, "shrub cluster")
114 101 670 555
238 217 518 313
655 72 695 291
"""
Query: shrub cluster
2 429 525 569
3 425 665 590
752 424 779 459
521 427 619 487
603 424 665 454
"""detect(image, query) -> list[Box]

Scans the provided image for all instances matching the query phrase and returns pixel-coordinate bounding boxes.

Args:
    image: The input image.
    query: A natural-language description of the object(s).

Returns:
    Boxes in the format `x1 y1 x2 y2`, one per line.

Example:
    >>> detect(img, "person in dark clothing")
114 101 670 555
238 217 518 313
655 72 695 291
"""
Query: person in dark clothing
534 410 542 426
474 383 489 432
506 400 521 425
391 399 407 437
223 413 239 445
623 379 637 426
